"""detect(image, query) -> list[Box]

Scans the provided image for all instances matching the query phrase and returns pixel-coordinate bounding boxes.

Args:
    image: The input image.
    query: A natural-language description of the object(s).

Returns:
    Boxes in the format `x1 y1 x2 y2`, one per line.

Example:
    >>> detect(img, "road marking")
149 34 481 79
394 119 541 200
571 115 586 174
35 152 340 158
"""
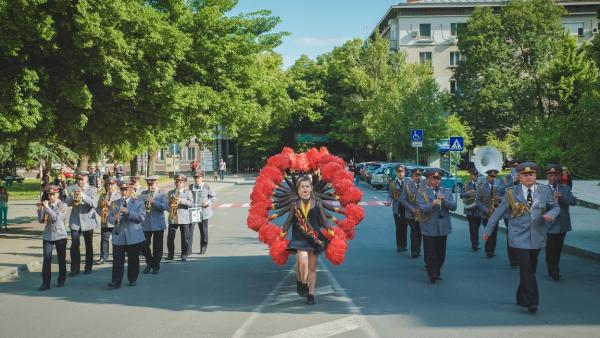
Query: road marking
219 203 233 208
265 315 362 338
267 285 335 306
231 269 294 338
321 262 380 338
241 202 250 207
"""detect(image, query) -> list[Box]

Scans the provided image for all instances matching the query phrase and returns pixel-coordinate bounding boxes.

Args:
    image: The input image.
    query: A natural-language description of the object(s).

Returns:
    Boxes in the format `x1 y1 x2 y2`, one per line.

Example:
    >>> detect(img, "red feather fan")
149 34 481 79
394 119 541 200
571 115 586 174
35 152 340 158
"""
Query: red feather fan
293 152 310 172
333 169 354 182
266 153 292 171
270 237 290 266
258 223 280 245
321 162 343 182
326 236 348 265
305 148 322 170
248 200 272 218
320 154 345 168
247 212 268 232
259 165 284 185
339 187 362 206
332 179 354 195
254 177 276 197
343 203 365 223
318 147 330 157
336 216 358 237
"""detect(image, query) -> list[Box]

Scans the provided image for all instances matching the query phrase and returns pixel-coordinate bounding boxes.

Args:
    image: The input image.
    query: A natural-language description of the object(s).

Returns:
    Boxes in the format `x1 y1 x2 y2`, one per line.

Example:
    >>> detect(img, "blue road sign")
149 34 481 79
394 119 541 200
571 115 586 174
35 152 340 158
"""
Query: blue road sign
411 129 423 148
438 138 450 152
449 136 464 152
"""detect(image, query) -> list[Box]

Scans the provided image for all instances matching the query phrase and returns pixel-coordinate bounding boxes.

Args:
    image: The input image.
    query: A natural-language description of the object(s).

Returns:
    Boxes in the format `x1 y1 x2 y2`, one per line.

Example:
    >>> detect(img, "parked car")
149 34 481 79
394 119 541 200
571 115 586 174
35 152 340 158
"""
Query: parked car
370 162 405 189
422 167 464 192
362 162 383 184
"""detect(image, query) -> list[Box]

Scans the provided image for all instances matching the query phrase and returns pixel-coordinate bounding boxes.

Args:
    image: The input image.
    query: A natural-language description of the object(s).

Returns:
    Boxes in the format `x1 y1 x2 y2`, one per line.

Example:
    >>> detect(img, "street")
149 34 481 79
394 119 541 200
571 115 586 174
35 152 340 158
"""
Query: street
1 182 600 338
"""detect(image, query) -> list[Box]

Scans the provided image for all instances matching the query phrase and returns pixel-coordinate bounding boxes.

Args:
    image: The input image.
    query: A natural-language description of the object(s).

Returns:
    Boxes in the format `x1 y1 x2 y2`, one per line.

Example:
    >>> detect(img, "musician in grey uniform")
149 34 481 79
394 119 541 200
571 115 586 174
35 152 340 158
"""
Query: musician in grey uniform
416 168 457 283
95 177 120 265
385 166 407 252
483 162 559 314
107 181 146 288
460 168 482 251
544 164 577 281
503 160 520 267
188 171 216 255
141 176 169 274
400 168 425 258
166 174 194 261
66 171 99 275
130 175 144 197
37 185 68 290
476 169 504 258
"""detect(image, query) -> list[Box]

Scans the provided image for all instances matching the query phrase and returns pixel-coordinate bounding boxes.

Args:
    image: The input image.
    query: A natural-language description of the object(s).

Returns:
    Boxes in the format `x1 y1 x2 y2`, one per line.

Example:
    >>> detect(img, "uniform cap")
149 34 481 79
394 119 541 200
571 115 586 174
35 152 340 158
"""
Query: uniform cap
75 171 89 179
411 168 423 175
468 168 478 175
424 168 444 179
145 175 159 181
193 171 204 178
486 169 499 176
544 164 561 174
174 173 187 181
45 185 60 193
517 162 539 174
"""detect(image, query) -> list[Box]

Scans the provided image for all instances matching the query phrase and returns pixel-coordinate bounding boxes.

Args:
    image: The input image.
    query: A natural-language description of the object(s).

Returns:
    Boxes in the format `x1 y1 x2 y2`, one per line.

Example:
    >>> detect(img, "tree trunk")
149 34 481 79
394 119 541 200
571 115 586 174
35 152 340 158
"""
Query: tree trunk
147 150 157 176
77 155 89 172
130 156 138 177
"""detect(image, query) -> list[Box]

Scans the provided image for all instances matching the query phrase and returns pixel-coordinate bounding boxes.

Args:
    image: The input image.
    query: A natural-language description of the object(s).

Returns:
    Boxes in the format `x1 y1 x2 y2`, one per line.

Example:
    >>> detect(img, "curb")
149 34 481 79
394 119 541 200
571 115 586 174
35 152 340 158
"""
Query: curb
450 211 600 262
576 199 600 210
0 266 19 280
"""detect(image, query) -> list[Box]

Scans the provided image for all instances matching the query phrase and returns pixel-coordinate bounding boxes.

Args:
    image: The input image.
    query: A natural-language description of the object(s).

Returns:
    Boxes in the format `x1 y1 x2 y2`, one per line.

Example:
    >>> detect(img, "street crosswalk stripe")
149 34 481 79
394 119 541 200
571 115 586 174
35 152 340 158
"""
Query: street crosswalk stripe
267 285 335 307
265 315 361 338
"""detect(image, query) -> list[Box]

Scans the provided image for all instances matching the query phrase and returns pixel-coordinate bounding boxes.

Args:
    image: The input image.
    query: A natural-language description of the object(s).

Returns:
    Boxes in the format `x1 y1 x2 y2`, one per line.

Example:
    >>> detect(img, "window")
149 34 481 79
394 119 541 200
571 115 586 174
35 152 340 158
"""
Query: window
419 52 432 64
450 51 461 66
450 80 462 94
419 24 431 38
187 146 196 161
562 22 584 37
158 148 165 161
169 143 181 157
451 23 466 36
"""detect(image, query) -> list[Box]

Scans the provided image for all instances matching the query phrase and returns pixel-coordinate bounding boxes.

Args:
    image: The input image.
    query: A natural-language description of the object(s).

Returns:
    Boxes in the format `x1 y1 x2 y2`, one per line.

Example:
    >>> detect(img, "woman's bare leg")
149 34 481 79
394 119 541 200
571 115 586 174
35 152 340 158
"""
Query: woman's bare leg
307 251 318 295
297 251 309 283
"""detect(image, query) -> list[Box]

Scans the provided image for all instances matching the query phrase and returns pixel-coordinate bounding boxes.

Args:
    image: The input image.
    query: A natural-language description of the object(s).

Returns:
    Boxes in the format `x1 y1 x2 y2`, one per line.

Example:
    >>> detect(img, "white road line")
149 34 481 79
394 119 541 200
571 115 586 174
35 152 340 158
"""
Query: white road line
265 315 362 338
321 262 380 338
242 202 250 208
231 269 294 338
219 203 234 208
358 202 368 206
267 285 335 307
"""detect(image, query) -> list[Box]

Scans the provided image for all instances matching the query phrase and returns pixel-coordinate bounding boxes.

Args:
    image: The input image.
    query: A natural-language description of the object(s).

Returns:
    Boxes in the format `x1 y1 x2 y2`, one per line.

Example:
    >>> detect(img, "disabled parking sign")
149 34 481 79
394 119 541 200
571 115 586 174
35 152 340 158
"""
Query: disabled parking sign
411 129 423 148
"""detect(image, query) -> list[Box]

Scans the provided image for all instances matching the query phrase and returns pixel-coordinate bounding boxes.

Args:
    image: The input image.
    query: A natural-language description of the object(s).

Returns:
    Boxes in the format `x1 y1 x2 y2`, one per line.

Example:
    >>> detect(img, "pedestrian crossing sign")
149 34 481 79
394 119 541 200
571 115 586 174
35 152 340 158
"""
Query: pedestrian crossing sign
449 136 464 152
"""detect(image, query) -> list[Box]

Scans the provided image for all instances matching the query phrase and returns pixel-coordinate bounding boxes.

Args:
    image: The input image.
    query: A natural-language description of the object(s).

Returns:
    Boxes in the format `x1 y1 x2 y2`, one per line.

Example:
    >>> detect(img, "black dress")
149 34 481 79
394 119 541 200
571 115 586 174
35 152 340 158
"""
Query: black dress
287 201 329 255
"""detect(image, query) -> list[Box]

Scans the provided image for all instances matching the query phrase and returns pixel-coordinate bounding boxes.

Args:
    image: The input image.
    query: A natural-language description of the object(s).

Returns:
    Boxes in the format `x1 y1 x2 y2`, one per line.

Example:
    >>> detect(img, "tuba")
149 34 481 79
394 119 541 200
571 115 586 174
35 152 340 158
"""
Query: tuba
169 189 179 223
462 182 478 210
474 146 503 181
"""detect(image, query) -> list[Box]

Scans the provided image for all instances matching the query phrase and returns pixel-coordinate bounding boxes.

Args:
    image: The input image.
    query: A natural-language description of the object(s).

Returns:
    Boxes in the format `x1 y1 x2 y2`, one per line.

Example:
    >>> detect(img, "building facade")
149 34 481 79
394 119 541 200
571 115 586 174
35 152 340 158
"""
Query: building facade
371 0 600 92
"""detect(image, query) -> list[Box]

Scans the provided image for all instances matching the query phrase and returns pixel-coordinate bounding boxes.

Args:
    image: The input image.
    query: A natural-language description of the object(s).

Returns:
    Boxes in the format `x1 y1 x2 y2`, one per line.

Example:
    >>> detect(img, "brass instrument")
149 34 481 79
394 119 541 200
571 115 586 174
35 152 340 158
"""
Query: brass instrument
390 181 400 200
462 182 477 210
101 194 110 224
72 189 82 207
405 183 421 222
486 186 499 217
169 189 179 223
145 189 154 213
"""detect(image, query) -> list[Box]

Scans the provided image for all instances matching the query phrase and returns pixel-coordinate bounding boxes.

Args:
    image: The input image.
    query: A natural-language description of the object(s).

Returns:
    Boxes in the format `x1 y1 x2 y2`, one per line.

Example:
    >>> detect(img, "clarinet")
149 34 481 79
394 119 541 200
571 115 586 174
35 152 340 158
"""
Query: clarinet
115 199 127 235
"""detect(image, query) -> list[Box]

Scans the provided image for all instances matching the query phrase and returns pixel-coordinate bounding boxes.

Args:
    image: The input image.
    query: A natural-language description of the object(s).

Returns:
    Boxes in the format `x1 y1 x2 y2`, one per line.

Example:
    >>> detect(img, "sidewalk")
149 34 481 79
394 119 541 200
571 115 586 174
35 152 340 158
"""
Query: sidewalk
538 179 600 209
0 175 252 280
451 193 600 262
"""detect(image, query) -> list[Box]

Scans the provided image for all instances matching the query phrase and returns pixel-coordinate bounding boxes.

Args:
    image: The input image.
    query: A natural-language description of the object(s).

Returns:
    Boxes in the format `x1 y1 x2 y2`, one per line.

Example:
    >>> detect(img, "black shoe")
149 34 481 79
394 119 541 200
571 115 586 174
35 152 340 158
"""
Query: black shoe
56 282 65 287
486 252 495 258
143 266 152 274
397 247 407 252
528 305 538 314
549 271 560 281
200 247 207 255
411 253 419 258
429 277 437 284
436 275 443 281
68 272 80 277
165 256 174 261
181 256 187 262
38 284 50 291
472 246 480 252
152 267 160 274
129 281 137 287
307 294 315 305
94 259 105 265
296 281 302 296
107 282 121 289
83 270 92 275
511 263 519 269
300 283 309 297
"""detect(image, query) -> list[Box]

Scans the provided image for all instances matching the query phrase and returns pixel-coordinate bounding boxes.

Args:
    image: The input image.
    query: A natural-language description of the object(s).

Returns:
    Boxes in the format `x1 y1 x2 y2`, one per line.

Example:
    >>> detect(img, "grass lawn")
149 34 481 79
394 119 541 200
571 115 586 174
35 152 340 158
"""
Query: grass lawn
457 169 511 185
1 179 42 200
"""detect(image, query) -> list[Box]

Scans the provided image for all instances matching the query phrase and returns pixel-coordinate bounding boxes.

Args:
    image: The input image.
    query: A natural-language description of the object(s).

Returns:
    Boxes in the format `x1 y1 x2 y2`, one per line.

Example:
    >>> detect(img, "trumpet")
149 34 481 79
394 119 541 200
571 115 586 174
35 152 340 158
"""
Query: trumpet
101 195 110 224
169 189 179 223
72 189 82 207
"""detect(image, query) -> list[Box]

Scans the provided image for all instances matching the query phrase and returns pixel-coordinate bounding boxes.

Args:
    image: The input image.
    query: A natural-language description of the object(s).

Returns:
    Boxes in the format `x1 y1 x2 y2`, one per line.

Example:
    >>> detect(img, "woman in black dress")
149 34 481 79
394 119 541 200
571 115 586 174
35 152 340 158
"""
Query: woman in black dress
281 175 333 305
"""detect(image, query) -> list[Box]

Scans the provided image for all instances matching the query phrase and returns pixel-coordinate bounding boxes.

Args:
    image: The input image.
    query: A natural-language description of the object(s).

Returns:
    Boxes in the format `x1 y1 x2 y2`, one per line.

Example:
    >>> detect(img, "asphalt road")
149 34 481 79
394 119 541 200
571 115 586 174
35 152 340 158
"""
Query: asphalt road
1 183 599 338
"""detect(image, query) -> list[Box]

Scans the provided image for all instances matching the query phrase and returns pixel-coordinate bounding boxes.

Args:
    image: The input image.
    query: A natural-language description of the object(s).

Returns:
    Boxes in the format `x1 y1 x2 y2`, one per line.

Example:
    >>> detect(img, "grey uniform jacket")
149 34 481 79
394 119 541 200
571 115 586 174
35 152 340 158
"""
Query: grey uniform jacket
189 184 217 221
416 186 457 236
476 179 505 219
140 189 169 231
108 197 146 245
400 178 425 220
460 180 481 217
38 201 68 241
387 179 405 215
66 185 99 231
483 184 560 249
547 184 577 234
96 191 121 228
166 188 194 225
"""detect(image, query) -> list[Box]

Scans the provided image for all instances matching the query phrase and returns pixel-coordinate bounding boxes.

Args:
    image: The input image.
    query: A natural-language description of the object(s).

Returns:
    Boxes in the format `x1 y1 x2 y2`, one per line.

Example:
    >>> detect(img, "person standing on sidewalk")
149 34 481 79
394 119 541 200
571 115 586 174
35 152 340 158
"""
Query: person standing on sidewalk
483 162 559 314
107 181 146 289
476 169 504 258
140 176 168 274
400 168 424 258
385 166 408 252
166 174 193 262
218 158 226 181
95 178 120 265
37 185 68 291
188 171 216 255
0 186 8 230
461 168 482 251
416 169 457 284
545 164 577 281
66 172 99 276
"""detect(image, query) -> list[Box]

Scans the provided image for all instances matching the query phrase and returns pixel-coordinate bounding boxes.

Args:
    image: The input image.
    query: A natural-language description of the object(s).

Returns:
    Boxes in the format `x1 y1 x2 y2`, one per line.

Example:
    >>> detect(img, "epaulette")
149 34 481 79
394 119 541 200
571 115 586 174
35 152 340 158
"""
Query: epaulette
417 187 427 193
505 186 515 191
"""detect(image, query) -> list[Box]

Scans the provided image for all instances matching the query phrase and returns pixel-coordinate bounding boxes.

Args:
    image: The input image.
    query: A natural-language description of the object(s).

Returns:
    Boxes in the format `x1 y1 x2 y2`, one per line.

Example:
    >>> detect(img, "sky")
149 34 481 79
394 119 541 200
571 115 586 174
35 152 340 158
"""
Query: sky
229 0 400 68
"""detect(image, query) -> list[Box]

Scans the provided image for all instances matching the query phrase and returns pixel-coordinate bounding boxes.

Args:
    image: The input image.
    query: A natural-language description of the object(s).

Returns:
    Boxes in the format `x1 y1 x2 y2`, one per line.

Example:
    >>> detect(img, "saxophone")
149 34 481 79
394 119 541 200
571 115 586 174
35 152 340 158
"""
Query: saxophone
101 193 110 224
145 188 154 213
391 181 400 200
487 186 499 217
405 183 421 222
169 189 179 223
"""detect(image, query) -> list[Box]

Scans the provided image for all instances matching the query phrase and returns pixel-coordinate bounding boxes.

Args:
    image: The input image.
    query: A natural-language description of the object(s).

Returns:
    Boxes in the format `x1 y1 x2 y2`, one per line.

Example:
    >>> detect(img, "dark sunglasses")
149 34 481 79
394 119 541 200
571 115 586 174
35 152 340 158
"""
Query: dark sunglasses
431 177 442 180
